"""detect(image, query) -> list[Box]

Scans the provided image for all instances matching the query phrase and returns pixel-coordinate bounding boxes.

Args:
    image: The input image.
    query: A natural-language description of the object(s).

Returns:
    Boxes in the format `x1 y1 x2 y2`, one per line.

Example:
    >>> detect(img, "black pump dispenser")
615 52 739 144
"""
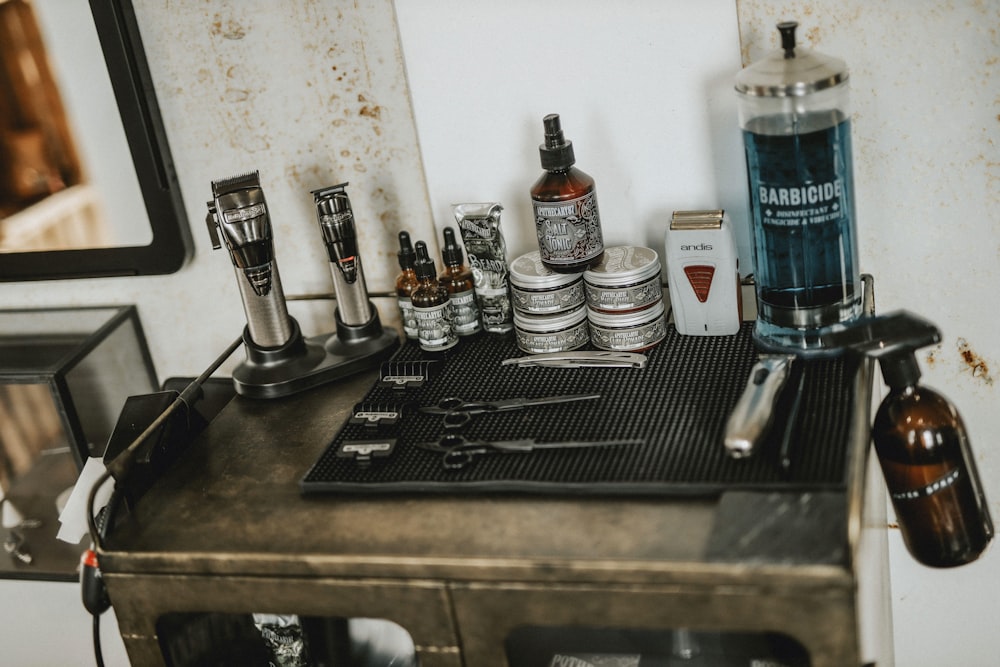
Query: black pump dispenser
539 114 576 171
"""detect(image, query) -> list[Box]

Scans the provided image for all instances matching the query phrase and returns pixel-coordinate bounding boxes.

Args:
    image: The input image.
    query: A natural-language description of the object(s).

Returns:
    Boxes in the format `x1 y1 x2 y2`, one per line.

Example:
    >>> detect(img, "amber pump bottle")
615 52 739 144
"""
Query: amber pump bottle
395 231 420 340
438 227 481 336
826 310 993 567
530 114 604 273
412 241 457 352
872 348 993 567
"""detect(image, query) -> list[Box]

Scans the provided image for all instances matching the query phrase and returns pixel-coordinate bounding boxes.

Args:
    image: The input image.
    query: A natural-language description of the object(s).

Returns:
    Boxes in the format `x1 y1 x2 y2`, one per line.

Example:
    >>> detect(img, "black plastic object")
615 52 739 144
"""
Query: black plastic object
233 316 399 400
301 325 861 496
539 113 576 171
80 548 111 616
102 391 207 506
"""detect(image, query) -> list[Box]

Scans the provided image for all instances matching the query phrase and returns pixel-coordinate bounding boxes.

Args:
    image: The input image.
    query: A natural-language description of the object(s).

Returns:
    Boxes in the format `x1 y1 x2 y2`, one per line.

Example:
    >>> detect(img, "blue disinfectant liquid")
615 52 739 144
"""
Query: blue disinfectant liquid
743 112 862 352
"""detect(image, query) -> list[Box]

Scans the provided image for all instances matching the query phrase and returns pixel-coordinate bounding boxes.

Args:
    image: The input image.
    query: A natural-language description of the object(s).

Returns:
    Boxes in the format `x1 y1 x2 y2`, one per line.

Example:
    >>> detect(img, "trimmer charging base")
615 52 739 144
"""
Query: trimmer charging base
232 309 399 400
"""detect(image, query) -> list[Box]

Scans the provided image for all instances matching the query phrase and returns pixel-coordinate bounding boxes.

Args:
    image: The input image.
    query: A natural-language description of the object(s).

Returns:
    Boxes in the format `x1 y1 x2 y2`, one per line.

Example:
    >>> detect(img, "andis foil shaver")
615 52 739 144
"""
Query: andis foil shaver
206 171 294 349
665 209 741 336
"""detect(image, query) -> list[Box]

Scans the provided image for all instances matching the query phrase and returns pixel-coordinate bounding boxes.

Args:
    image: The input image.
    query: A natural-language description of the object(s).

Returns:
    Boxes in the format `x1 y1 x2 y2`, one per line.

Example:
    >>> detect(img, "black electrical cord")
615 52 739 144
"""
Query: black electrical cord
84 335 242 667
85 335 242 552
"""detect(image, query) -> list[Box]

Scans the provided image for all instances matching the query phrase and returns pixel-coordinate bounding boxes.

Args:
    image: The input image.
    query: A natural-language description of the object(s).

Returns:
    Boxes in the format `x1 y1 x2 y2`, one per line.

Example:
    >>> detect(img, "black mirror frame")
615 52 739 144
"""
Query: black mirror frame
0 0 192 282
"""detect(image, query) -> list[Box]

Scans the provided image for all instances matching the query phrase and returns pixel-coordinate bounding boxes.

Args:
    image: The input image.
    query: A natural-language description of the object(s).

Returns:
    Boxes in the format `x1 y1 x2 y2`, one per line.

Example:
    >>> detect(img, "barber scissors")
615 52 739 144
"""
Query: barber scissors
419 393 600 429
415 434 643 470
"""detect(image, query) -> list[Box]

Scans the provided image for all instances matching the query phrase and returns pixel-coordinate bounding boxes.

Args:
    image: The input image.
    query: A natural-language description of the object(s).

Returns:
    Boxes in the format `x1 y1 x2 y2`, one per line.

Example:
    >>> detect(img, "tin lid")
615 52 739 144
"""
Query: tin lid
513 304 587 332
583 246 661 287
510 251 583 290
587 300 665 328
734 21 848 98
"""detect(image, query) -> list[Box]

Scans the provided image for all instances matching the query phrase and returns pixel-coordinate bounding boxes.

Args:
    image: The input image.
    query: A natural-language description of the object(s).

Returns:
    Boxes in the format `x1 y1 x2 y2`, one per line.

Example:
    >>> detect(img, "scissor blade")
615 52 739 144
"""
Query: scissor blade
526 438 644 452
499 393 602 410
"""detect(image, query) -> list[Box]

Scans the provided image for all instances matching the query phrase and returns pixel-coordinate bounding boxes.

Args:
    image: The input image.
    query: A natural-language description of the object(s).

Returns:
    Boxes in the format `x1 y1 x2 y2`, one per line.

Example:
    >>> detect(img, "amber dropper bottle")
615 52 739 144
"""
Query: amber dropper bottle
530 113 605 273
395 231 420 340
872 348 993 567
412 241 458 352
438 227 481 336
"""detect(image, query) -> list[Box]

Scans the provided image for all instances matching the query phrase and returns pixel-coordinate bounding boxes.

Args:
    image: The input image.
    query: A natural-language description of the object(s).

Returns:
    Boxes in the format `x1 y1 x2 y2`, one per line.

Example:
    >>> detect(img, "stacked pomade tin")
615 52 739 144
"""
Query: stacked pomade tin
509 246 666 354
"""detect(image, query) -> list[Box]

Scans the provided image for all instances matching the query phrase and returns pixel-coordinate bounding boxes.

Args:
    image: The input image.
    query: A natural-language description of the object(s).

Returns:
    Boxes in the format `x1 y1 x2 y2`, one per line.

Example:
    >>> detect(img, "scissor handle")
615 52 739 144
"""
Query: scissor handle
441 444 486 470
436 396 493 412
441 410 472 429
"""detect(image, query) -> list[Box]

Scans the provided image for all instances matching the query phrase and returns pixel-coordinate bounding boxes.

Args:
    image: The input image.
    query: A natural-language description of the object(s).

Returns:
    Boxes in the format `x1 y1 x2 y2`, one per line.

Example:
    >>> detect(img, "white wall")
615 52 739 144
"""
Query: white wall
1 1 997 665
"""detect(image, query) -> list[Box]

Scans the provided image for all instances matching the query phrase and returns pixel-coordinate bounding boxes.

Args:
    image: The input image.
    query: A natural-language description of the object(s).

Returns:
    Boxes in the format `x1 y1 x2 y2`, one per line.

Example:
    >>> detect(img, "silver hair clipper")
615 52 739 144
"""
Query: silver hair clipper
207 171 293 349
312 182 372 327
206 171 398 399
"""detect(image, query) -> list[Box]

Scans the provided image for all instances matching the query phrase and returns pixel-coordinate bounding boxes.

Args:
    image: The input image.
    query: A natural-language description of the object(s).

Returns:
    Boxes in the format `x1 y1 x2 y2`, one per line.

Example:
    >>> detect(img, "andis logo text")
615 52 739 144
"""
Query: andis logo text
680 243 713 251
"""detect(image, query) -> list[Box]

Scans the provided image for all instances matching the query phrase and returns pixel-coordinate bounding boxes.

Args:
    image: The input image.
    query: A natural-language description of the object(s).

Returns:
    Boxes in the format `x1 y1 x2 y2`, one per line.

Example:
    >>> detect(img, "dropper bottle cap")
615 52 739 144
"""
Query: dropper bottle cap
414 240 437 280
441 227 464 267
539 113 576 171
398 231 416 270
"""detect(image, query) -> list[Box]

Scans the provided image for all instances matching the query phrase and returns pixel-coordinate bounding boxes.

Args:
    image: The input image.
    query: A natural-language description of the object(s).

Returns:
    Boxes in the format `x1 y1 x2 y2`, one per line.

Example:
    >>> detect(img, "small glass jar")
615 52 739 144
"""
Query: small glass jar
510 251 586 315
583 245 663 313
513 305 589 354
587 300 667 352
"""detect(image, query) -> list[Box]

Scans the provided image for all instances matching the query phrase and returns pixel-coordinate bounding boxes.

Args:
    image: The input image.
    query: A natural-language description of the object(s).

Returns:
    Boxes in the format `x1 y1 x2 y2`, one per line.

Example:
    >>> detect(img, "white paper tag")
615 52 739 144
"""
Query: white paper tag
56 457 112 544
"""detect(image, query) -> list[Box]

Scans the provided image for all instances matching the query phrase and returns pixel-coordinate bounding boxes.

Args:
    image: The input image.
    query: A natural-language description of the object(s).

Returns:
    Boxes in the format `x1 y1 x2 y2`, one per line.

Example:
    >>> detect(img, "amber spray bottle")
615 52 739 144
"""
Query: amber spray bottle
840 311 994 568
412 241 458 352
395 231 420 341
438 227 482 336
530 113 605 273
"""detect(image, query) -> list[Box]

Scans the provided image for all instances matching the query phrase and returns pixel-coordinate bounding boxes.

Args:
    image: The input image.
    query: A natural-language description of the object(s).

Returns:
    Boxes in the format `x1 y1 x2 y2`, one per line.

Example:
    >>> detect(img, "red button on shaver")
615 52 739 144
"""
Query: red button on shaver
683 265 716 303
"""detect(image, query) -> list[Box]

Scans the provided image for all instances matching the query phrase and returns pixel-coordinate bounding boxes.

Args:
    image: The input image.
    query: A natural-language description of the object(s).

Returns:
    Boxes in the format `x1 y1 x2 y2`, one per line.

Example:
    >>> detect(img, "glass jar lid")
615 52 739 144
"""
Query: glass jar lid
734 21 848 98
510 251 583 290
583 246 661 287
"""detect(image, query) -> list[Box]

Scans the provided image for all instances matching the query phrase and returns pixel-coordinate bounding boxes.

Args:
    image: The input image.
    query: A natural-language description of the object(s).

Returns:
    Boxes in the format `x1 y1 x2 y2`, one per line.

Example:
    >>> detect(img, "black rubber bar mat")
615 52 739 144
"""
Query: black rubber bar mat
301 323 860 497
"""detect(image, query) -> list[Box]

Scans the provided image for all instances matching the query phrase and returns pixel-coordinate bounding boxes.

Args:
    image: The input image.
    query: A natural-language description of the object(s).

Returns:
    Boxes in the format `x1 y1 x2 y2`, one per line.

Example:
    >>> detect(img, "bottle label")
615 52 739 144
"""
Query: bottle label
414 302 458 351
742 116 860 329
398 296 418 339
533 190 603 266
448 289 482 335
890 468 961 501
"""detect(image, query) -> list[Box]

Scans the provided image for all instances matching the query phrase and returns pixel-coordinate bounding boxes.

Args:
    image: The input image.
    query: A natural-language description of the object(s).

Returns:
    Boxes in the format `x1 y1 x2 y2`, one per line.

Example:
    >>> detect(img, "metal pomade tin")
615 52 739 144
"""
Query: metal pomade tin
588 300 667 352
509 251 586 315
583 245 663 312
513 305 589 354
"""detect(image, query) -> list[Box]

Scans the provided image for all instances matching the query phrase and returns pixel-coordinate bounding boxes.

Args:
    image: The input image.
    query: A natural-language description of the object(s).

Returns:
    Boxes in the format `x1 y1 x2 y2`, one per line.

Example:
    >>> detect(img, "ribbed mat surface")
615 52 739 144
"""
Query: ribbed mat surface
301 323 858 496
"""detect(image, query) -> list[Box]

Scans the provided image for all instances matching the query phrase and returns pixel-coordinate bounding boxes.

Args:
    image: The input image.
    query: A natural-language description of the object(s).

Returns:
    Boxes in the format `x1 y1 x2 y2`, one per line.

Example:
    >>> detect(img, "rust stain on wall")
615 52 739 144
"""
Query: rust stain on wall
210 16 248 40
957 337 993 385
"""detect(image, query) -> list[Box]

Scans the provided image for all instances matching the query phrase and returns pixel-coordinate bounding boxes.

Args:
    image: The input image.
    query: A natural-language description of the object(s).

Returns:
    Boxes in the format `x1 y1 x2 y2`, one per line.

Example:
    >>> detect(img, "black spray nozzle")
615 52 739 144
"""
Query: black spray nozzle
821 310 942 389
539 113 576 171
777 21 798 58
441 227 464 267
414 240 437 280
398 231 416 270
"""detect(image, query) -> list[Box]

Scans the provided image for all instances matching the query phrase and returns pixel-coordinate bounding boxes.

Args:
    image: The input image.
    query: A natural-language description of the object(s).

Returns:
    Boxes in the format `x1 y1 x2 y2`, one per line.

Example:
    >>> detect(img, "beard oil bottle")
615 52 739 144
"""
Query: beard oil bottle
530 114 605 273
873 348 993 567
438 227 481 336
395 231 420 340
412 241 457 353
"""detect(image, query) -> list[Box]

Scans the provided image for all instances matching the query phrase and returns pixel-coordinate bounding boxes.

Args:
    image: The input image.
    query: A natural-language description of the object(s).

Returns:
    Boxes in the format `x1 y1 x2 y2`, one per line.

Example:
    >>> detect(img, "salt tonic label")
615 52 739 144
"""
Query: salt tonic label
533 190 603 265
